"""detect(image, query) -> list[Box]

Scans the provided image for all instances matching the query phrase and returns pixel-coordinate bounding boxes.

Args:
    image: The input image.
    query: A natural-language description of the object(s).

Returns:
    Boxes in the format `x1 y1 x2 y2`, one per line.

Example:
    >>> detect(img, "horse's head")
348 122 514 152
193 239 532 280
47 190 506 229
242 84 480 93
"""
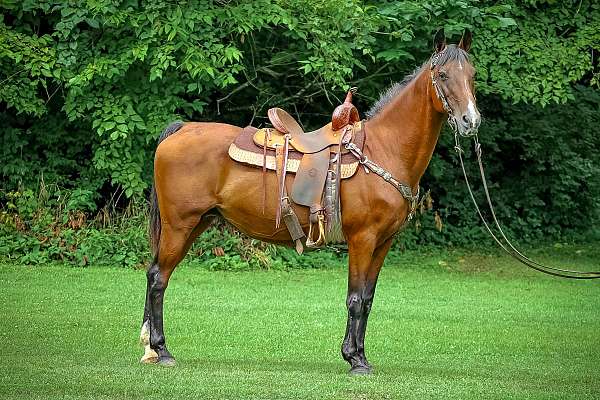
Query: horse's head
429 29 480 137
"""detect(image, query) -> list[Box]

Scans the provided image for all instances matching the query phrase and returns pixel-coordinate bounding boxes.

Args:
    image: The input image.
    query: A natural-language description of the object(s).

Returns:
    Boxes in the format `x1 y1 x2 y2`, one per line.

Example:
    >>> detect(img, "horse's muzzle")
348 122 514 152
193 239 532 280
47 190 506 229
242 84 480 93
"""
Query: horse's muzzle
458 127 478 138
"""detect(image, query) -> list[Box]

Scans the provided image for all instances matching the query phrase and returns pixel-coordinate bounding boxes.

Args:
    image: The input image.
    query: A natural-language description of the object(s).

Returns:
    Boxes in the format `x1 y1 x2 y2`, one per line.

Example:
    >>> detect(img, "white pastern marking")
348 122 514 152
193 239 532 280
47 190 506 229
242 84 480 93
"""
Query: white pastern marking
139 321 158 363
140 320 150 345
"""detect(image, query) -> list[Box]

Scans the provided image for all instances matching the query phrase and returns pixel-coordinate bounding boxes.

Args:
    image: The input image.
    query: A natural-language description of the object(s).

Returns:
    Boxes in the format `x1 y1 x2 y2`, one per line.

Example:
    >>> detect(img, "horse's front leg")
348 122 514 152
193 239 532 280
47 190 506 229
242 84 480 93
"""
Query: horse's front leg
355 237 393 369
341 235 376 374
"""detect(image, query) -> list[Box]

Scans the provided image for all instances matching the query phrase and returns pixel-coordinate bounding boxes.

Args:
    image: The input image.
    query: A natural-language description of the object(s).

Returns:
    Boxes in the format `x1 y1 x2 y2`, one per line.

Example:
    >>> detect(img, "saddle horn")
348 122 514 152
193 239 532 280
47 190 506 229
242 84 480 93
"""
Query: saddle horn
332 88 360 131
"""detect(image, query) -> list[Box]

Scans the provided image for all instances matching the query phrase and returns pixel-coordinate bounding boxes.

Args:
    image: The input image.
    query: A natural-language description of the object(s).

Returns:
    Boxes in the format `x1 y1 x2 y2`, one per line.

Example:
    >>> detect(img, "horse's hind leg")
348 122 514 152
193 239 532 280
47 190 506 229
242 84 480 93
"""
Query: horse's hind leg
141 214 214 366
140 281 155 362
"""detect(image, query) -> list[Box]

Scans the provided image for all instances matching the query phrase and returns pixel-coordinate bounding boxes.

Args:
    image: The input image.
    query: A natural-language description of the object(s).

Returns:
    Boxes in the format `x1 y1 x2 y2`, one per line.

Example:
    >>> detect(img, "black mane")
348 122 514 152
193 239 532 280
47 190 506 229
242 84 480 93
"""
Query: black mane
366 45 469 119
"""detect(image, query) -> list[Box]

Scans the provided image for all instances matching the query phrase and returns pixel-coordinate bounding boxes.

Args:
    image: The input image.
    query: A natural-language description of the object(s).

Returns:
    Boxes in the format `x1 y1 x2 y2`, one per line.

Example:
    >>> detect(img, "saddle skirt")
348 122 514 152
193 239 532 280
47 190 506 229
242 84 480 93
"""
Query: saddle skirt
228 121 365 178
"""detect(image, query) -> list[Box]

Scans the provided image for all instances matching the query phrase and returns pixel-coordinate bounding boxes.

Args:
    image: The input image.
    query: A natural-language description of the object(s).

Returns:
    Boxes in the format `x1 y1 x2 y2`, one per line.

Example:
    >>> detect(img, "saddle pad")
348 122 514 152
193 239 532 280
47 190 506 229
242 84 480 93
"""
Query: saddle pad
228 122 365 179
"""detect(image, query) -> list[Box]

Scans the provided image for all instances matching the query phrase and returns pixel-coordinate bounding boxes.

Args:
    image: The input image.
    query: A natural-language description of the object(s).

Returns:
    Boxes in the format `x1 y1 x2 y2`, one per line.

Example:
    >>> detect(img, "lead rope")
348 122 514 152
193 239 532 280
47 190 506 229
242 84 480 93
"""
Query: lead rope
455 134 600 279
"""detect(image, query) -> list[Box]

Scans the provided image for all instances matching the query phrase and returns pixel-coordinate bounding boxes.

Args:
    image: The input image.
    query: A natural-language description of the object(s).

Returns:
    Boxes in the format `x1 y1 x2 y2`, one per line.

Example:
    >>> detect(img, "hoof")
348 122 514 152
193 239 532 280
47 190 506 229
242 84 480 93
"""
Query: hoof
157 356 177 367
140 353 159 364
140 344 159 365
349 365 372 375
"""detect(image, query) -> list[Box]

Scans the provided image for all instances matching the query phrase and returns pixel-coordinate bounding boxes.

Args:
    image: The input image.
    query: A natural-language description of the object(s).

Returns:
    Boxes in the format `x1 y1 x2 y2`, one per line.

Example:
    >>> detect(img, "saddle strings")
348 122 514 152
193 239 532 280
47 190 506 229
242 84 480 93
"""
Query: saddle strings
455 134 600 279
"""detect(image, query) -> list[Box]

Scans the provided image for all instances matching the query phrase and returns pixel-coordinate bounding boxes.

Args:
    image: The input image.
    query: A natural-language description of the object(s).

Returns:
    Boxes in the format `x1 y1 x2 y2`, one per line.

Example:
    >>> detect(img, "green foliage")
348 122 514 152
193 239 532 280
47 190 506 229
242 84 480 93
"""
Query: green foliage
474 1 600 106
0 185 148 267
0 183 347 268
1 0 599 262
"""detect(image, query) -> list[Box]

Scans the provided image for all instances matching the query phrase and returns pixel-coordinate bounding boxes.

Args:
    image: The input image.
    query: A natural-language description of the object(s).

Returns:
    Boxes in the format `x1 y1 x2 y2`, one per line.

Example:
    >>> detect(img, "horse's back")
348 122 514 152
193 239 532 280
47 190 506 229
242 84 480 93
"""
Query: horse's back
154 122 242 177
156 122 241 157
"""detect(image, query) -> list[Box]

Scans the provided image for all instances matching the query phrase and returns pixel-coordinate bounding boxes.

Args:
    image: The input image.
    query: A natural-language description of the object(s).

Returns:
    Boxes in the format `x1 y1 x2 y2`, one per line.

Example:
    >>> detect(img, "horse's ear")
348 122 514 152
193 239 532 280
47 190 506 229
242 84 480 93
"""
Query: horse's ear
433 29 446 53
459 29 472 52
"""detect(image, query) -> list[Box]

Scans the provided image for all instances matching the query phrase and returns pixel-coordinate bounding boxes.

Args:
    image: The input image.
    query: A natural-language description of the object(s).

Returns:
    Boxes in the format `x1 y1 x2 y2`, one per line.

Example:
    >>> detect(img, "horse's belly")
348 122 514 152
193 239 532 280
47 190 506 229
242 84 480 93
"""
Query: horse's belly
217 162 311 244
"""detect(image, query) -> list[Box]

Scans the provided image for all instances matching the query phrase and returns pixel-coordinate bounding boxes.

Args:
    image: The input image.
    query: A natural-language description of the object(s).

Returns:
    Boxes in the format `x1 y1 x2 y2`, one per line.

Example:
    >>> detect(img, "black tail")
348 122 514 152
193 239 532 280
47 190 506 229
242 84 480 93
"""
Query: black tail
149 121 184 257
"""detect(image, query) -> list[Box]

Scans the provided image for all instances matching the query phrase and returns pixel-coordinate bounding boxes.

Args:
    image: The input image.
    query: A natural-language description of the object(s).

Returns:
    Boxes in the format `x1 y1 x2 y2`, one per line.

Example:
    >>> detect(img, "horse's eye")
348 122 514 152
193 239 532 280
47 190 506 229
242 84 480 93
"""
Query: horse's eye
439 71 448 81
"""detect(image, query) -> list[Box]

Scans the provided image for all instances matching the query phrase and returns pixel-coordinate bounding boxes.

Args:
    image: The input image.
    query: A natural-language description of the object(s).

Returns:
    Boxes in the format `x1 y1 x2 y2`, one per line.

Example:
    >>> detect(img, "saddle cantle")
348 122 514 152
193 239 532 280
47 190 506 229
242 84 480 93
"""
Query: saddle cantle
268 88 360 135
228 89 364 253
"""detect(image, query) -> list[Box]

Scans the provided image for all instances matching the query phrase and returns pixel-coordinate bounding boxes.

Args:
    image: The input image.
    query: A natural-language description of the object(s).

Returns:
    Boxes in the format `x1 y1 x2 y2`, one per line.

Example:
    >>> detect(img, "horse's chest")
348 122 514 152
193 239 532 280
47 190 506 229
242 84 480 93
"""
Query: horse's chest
341 180 410 239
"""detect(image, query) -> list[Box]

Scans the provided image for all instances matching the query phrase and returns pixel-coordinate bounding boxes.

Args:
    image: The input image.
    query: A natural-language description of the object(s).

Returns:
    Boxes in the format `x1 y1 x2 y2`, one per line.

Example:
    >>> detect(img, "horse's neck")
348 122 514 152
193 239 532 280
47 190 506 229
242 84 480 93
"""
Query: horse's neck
366 69 445 189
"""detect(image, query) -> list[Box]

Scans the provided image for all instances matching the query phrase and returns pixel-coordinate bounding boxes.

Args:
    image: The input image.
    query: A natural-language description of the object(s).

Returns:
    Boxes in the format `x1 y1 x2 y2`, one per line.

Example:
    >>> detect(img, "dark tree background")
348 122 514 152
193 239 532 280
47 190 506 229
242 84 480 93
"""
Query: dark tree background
1 0 599 265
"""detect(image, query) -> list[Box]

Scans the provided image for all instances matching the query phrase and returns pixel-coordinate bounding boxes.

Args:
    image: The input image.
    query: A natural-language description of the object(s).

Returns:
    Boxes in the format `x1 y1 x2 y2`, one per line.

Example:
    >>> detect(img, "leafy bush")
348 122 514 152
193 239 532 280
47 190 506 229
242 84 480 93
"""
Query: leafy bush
0 185 147 266
0 183 348 269
1 0 599 266
2 1 598 196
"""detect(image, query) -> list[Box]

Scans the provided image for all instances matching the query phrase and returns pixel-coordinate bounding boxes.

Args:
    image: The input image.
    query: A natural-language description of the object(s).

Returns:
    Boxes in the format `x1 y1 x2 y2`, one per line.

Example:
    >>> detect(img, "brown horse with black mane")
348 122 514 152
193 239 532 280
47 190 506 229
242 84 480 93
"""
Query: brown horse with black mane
139 30 480 374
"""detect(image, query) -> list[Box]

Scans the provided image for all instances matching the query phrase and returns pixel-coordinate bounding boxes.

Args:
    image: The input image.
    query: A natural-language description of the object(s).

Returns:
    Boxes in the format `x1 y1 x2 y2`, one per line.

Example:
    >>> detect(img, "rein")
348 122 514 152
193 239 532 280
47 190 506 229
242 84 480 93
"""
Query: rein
455 135 600 279
429 48 600 279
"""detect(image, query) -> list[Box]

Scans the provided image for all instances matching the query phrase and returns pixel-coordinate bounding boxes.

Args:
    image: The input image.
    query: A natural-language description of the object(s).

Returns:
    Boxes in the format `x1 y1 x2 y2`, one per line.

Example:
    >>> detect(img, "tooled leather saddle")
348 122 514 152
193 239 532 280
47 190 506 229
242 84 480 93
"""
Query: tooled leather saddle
228 89 363 253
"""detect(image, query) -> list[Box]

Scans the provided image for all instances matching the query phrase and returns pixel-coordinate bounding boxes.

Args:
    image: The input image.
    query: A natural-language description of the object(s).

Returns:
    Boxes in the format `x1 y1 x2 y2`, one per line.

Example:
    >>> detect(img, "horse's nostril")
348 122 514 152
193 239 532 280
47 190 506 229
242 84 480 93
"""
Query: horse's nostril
462 114 469 125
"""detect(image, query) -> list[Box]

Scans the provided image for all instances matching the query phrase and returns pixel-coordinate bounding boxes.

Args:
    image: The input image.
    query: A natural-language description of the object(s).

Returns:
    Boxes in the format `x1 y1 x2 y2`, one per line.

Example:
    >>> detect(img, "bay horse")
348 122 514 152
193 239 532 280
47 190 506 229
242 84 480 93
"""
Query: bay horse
139 30 481 374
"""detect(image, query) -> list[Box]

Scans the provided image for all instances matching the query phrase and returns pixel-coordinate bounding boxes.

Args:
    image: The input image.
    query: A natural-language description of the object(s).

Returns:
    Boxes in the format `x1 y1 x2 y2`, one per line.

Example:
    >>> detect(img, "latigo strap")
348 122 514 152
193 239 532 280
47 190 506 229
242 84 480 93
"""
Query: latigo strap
274 138 305 253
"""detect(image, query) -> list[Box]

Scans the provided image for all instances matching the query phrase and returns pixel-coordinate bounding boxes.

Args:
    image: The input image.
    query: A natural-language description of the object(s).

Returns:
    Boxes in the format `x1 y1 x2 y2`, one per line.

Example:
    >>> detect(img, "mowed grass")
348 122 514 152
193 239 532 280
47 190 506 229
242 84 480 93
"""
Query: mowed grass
1 246 599 399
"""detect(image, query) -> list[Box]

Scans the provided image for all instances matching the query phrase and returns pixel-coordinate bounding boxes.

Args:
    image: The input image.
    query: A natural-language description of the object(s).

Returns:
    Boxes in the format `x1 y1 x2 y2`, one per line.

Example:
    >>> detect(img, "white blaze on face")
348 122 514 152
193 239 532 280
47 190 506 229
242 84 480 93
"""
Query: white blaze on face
463 78 480 127
467 99 480 128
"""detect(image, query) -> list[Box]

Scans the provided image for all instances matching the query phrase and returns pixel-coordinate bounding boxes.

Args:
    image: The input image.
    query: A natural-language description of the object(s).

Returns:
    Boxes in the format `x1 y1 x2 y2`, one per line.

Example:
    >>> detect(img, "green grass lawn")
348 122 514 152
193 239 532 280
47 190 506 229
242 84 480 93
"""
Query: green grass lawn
1 246 599 399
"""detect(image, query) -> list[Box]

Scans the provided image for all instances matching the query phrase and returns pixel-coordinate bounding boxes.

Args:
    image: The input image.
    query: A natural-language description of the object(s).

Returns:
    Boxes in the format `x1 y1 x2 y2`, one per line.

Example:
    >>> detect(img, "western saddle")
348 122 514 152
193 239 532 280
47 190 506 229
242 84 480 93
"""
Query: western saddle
229 89 363 253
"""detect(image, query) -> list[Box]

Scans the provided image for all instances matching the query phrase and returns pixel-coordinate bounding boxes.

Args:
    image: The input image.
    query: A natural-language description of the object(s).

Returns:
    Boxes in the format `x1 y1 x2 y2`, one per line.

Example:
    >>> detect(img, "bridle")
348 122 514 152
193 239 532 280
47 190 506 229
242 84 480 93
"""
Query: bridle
430 51 600 280
430 51 462 136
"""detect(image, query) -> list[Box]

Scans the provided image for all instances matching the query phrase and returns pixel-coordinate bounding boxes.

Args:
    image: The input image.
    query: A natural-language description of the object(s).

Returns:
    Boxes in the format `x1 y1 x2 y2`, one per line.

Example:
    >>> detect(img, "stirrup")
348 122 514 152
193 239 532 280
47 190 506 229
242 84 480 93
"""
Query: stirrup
306 213 326 248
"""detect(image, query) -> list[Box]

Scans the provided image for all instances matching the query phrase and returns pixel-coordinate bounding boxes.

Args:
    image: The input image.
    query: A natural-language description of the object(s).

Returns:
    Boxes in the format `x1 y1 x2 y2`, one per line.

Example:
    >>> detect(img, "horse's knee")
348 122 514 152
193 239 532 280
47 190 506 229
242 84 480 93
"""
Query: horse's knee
347 292 363 317
361 280 377 314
